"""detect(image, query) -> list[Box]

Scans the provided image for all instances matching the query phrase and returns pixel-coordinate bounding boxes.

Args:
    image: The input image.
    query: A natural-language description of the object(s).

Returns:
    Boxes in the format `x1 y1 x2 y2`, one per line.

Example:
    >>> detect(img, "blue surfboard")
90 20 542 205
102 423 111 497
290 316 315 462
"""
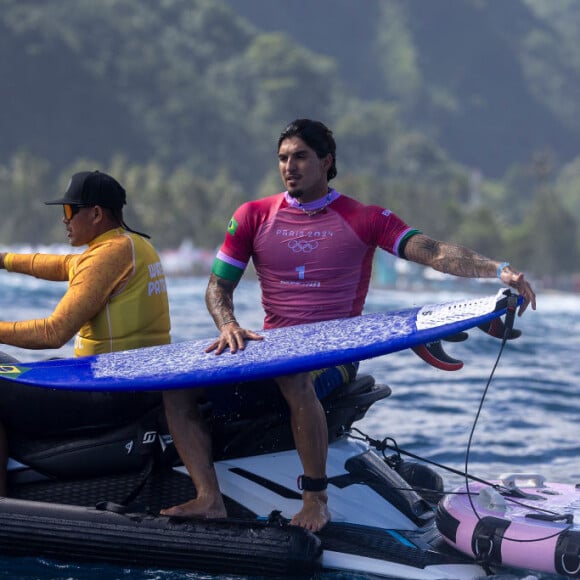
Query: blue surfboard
0 290 517 392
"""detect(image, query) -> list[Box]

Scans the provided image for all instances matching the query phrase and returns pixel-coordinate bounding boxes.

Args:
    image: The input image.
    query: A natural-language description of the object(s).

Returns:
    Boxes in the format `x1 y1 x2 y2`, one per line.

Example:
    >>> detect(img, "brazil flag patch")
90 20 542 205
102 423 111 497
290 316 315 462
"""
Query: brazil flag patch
227 216 238 235
0 365 26 378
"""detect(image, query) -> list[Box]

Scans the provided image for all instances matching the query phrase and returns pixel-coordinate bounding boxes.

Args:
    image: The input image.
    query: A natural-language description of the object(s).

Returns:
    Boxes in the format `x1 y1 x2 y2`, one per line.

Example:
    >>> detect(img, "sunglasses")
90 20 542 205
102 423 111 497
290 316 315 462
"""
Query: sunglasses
63 204 92 220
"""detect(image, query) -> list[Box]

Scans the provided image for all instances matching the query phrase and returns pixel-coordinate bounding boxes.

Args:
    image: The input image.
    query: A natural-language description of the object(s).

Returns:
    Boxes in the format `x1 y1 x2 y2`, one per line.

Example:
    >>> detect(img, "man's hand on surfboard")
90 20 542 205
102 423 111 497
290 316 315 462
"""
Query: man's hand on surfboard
498 268 536 315
205 322 263 355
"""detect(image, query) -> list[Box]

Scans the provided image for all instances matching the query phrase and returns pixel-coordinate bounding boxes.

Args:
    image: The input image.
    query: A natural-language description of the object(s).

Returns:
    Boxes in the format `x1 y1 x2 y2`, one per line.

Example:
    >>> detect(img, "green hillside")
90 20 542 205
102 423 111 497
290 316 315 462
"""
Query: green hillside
1 0 579 282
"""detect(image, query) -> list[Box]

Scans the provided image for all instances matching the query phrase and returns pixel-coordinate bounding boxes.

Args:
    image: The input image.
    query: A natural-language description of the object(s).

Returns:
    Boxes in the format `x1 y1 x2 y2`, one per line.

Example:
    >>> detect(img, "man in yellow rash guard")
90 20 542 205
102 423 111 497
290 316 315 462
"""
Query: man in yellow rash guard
1 232 170 355
0 170 171 494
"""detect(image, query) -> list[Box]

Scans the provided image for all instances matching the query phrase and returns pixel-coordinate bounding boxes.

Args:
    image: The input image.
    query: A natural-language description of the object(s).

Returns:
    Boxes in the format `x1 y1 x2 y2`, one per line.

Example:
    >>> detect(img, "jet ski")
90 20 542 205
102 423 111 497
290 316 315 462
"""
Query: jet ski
0 350 496 580
0 291 550 578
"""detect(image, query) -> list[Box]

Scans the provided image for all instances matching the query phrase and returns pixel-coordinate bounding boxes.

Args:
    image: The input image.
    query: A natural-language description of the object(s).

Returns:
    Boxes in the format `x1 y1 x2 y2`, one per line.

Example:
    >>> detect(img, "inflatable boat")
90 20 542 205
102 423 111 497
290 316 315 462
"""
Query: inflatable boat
437 475 580 577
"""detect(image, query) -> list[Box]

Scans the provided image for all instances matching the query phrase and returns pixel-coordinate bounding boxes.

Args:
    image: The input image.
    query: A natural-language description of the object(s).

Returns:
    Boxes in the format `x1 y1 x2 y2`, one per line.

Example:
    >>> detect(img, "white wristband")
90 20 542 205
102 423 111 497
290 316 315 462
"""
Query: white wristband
497 262 510 278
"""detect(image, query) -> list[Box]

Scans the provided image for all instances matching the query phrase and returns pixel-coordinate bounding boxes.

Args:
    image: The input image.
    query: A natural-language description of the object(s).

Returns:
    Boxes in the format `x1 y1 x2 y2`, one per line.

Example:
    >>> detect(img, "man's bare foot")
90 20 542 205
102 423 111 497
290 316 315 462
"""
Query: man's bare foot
160 496 227 519
290 491 331 532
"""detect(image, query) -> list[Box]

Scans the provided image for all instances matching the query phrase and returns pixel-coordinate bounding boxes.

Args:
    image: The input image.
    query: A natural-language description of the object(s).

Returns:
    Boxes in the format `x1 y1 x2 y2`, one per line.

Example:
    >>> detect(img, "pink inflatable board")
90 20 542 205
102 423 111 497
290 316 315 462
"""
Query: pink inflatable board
437 474 580 577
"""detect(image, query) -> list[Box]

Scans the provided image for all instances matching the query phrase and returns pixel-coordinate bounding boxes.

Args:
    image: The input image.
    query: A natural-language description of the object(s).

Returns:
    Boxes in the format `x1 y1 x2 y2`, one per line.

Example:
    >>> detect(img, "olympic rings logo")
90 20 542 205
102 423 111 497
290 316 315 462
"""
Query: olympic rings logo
287 239 319 253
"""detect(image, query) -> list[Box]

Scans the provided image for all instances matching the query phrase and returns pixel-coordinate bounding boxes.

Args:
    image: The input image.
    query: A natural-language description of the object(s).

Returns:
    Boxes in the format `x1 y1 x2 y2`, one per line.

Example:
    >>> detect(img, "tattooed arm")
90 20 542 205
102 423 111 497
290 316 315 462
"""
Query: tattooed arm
205 273 263 354
205 273 238 328
404 234 498 277
403 234 537 314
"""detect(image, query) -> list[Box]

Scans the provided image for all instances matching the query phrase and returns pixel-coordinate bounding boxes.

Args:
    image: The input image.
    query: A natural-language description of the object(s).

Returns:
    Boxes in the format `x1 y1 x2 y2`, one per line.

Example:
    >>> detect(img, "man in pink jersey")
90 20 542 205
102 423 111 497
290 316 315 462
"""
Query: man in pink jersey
163 119 536 531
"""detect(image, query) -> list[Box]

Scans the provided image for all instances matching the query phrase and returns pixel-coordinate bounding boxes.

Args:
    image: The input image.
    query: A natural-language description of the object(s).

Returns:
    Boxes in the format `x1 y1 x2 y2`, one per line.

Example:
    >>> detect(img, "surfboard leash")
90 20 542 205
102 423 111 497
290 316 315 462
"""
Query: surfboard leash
462 292 576 550
464 291 519 499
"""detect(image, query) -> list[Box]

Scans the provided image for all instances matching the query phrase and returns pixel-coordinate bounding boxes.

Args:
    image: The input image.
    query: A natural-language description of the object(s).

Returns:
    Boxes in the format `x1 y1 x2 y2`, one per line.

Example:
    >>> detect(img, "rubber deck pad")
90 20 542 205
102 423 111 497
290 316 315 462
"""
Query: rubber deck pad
10 469 254 518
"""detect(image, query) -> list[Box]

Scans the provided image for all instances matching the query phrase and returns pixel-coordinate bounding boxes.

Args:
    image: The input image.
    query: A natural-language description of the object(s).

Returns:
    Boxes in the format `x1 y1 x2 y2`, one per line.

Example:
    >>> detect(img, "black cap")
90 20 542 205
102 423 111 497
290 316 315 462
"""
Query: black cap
45 171 127 209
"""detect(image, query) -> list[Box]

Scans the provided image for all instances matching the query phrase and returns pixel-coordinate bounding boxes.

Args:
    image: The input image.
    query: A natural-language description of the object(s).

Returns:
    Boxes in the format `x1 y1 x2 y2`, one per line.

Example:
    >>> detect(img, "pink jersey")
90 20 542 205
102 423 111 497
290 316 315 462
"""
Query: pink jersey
212 191 419 329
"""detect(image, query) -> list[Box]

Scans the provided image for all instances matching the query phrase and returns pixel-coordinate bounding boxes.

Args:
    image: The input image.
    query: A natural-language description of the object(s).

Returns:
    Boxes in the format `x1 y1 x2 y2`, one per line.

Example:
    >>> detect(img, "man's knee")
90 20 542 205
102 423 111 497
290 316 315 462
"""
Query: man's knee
163 389 205 419
276 376 320 413
276 373 313 395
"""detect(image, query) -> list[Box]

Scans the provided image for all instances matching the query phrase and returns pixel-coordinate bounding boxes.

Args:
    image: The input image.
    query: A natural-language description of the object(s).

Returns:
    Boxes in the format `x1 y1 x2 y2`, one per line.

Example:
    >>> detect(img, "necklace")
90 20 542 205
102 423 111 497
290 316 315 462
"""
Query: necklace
298 192 333 217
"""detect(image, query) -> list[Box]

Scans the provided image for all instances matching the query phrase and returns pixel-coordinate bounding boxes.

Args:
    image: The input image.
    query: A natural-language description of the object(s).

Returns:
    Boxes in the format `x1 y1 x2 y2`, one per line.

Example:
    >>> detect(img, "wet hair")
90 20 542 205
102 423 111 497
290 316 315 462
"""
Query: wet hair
277 119 337 181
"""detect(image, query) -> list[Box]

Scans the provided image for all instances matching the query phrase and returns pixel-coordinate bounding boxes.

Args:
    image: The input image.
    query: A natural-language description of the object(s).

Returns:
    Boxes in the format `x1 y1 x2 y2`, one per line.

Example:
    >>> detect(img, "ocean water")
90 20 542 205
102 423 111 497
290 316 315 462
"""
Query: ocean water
0 271 578 580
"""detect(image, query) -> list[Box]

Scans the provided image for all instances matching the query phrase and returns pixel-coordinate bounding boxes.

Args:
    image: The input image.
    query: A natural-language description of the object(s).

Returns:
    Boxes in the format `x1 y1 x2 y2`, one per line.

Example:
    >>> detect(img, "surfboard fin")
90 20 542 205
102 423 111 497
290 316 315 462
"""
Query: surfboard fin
412 341 464 371
478 318 522 340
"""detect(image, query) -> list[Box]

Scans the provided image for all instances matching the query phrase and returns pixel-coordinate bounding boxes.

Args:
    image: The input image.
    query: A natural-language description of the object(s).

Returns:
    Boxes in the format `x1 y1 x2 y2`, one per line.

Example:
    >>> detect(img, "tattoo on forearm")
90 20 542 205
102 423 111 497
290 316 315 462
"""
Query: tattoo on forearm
409 237 496 278
205 274 237 327
435 248 494 278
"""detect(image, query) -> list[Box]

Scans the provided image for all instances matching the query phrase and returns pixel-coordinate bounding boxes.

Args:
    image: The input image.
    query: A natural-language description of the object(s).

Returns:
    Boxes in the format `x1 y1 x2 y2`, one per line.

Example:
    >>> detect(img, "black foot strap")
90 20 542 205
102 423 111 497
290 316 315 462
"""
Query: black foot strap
297 475 328 492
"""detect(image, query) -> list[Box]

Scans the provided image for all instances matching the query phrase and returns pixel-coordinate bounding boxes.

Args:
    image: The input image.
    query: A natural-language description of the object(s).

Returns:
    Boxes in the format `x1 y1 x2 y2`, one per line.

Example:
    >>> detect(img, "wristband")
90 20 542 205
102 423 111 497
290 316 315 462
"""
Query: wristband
497 262 510 278
219 318 237 328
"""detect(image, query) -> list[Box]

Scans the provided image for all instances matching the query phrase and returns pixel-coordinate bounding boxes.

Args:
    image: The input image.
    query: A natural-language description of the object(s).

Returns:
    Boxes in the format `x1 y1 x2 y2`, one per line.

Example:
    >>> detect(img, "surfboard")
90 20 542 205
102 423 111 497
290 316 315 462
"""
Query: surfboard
0 289 519 392
437 475 580 577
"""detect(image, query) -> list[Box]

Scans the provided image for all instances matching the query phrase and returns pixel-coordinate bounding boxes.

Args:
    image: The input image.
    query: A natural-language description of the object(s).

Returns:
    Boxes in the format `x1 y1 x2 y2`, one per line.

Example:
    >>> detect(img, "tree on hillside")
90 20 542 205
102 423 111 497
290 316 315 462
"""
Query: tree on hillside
86 156 247 249
0 152 54 245
511 187 579 276
555 155 580 232
506 151 578 275
333 101 402 178
453 207 506 259
521 0 580 132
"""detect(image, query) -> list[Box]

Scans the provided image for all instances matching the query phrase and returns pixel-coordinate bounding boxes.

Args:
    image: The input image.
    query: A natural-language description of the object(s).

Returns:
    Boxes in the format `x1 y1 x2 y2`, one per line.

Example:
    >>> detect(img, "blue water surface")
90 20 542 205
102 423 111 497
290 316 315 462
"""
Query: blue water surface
0 272 577 580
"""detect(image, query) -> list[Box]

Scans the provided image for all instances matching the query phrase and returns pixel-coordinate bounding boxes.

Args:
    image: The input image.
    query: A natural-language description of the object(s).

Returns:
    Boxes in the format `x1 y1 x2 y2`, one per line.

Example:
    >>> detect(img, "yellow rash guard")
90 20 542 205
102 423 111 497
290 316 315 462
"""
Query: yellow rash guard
0 228 171 355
